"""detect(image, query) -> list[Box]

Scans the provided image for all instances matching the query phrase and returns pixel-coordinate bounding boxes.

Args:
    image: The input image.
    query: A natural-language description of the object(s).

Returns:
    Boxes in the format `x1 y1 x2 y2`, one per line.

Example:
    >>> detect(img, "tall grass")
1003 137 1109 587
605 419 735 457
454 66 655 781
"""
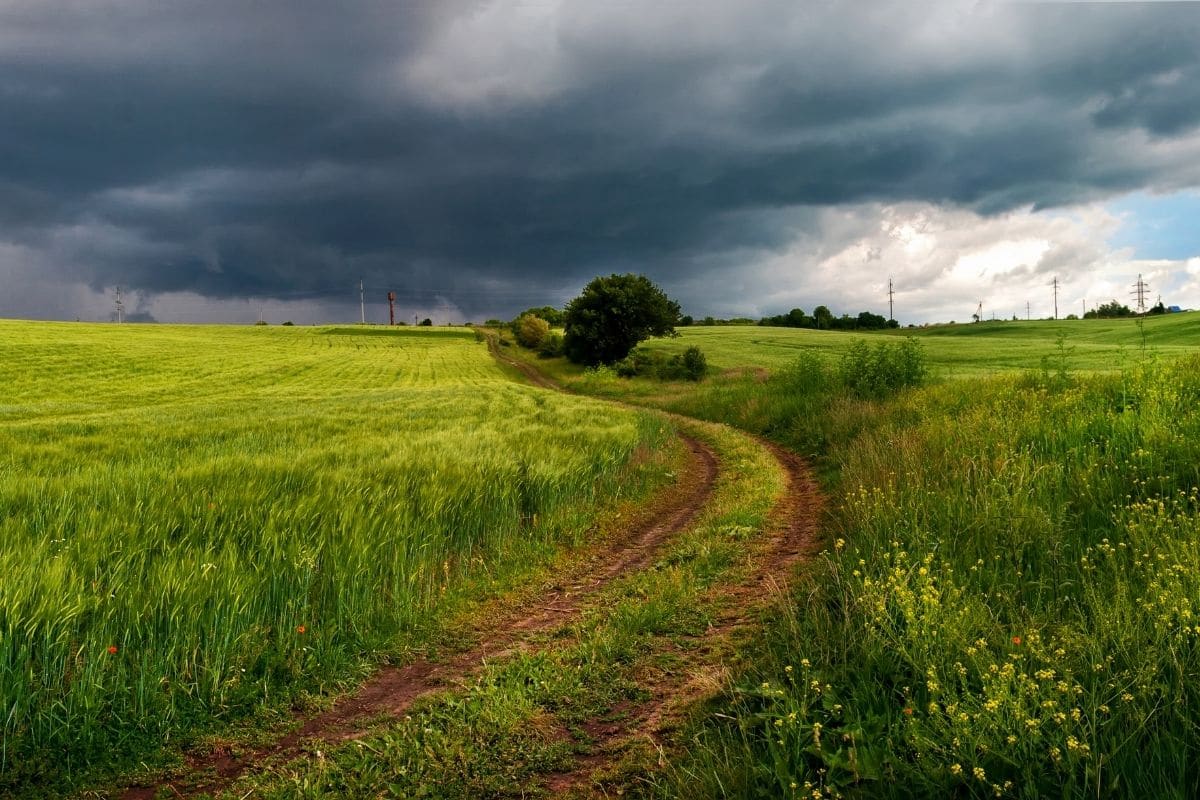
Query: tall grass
0 322 667 788
668 354 1200 797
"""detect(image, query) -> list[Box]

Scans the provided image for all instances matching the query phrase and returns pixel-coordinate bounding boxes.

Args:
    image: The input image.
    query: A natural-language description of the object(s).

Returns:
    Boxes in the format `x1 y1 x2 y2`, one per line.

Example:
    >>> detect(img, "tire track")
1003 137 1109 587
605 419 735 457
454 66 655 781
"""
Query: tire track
539 437 824 797
120 410 717 799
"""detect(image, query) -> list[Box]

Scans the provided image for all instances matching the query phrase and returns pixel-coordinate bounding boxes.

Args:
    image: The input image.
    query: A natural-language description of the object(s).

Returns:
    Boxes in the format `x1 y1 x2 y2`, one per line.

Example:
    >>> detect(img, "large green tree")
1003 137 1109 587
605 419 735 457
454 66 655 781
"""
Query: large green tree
562 274 681 365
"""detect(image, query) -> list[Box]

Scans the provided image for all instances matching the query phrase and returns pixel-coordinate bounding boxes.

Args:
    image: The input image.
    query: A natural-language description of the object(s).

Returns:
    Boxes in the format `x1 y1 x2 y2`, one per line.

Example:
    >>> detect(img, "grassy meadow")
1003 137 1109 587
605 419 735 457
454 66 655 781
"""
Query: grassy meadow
506 319 1200 797
640 312 1200 377
665 357 1200 798
8 312 1200 798
209 418 788 799
0 321 670 792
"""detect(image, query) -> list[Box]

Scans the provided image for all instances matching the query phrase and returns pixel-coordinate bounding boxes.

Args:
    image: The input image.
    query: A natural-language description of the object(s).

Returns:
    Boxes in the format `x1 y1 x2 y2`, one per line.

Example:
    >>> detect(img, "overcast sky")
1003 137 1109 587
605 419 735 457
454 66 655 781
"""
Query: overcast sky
3 0 1200 325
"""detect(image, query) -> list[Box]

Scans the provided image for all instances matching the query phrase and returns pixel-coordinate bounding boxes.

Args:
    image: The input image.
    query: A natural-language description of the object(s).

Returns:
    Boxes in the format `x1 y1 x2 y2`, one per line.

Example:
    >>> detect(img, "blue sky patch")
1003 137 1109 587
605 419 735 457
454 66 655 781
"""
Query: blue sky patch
1107 191 1200 260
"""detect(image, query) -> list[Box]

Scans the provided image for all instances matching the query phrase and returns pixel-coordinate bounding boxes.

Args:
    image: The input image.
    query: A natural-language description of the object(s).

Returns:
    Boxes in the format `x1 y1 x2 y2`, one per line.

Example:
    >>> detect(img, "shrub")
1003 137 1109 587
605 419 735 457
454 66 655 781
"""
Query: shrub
515 306 565 326
839 337 927 398
613 346 706 381
537 331 564 358
513 314 551 349
614 348 657 378
775 351 836 397
679 346 707 380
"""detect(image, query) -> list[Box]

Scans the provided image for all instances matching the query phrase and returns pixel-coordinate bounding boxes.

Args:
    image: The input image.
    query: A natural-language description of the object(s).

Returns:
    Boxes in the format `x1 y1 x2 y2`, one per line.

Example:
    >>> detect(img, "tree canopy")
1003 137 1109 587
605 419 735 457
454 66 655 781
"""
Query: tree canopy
759 306 897 330
513 314 551 348
1084 300 1133 319
562 274 681 365
514 305 565 326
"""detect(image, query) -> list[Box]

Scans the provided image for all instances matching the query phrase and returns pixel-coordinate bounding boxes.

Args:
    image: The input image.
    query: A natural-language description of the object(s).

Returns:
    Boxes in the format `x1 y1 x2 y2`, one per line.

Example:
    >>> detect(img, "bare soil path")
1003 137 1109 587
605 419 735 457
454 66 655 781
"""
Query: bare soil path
491 337 826 795
487 334 562 390
120 337 825 799
540 439 823 797
120 433 717 800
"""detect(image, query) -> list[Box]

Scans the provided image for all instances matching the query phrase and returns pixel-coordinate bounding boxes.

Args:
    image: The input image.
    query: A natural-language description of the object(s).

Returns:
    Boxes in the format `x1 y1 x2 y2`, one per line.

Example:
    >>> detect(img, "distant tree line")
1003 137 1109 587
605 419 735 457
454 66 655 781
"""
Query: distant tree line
677 315 757 327
1083 300 1168 319
755 306 898 330
507 298 901 340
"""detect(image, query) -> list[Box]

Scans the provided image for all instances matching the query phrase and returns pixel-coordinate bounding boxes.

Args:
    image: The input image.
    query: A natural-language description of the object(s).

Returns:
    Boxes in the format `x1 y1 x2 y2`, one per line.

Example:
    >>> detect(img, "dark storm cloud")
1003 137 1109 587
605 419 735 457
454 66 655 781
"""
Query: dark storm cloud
2 0 1200 319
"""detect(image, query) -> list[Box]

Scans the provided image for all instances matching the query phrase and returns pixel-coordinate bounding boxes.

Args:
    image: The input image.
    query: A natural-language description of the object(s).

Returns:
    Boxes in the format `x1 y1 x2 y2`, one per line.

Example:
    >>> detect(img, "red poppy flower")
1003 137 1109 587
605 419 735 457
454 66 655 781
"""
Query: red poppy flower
903 707 914 716
107 645 118 655
1012 636 1022 645
296 625 306 634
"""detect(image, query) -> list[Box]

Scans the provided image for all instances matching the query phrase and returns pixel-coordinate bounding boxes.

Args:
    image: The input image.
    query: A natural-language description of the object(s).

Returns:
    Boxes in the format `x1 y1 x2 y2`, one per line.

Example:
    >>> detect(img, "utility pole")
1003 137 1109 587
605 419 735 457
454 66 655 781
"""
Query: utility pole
888 277 895 322
359 279 366 325
1052 277 1059 320
976 300 983 323
1026 301 1030 321
258 306 264 324
387 291 396 326
1131 274 1149 314
114 286 124 324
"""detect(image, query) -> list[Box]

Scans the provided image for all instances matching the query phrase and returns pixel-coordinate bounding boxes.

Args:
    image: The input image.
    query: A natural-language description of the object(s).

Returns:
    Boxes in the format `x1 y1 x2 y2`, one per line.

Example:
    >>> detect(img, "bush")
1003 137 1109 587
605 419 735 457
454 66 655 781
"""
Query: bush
537 331 564 358
515 306 565 326
614 348 656 378
513 314 551 349
775 351 836 397
679 346 707 380
839 337 926 398
613 346 706 381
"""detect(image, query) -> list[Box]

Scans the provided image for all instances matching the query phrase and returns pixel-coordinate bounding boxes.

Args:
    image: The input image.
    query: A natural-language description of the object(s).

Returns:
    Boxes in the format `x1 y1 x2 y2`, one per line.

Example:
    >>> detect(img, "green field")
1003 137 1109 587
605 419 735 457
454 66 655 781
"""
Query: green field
583 328 1200 797
642 313 1200 376
0 321 668 789
10 314 1200 798
497 319 1200 797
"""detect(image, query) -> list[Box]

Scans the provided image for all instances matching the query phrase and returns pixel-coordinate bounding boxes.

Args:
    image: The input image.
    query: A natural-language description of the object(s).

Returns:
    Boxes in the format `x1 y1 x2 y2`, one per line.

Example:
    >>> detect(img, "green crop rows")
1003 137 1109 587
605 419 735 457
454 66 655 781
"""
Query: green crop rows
0 321 665 789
